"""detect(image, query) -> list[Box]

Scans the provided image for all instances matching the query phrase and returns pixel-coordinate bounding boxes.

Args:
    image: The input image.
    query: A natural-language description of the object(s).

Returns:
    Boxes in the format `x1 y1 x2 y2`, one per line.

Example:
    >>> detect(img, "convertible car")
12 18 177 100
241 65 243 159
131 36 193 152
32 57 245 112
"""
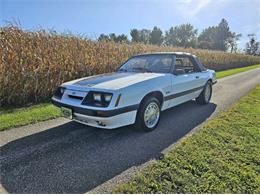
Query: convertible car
52 52 217 131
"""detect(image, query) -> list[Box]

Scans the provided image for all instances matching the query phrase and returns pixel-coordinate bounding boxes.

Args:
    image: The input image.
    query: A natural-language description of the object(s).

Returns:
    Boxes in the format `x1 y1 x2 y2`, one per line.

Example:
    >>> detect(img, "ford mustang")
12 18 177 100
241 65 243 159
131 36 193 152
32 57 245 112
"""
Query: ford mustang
52 52 217 131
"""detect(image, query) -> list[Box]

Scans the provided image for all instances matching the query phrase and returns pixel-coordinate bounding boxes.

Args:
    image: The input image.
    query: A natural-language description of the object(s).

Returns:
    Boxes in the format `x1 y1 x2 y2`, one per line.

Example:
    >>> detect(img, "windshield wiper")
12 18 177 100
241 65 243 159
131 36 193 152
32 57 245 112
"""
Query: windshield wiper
132 67 152 73
118 69 128 72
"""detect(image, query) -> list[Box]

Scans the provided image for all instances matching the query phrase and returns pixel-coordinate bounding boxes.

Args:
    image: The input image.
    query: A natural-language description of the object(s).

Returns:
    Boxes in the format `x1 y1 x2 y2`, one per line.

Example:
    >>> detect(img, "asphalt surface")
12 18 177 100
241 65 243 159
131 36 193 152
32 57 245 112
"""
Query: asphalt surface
1 68 260 193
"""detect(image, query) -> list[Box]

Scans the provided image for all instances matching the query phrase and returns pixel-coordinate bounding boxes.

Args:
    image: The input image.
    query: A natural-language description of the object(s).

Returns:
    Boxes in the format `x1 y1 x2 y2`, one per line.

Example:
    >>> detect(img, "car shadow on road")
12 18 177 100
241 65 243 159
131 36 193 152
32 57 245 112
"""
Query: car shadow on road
0 101 216 193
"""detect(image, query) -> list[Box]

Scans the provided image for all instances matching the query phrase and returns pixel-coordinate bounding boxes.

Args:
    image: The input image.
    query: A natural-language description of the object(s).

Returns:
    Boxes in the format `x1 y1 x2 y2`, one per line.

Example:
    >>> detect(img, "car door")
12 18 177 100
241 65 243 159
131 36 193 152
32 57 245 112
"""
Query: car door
166 56 205 108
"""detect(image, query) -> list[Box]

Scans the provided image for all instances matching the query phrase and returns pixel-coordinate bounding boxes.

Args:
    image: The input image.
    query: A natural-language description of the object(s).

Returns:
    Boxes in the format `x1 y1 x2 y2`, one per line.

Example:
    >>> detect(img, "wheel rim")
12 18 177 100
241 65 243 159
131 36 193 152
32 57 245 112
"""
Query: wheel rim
204 83 211 102
144 102 160 128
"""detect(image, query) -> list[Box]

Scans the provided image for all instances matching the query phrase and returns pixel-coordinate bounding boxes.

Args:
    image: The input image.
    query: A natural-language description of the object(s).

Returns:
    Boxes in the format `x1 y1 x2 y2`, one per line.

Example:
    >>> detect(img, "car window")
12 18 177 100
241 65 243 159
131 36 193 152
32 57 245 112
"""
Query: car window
126 58 148 69
118 55 173 73
174 57 199 75
149 56 173 73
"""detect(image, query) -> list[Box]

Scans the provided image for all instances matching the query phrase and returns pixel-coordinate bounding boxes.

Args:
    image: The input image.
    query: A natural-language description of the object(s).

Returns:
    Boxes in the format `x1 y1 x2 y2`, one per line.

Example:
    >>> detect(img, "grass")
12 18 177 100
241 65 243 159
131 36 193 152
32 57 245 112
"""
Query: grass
0 64 259 131
216 64 260 79
0 103 61 131
113 85 260 193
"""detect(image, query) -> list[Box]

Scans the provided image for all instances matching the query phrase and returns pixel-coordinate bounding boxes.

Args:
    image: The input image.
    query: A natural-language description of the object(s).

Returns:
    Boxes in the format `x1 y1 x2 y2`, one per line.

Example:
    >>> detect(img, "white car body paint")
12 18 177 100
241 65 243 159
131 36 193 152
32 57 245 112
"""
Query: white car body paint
52 53 217 129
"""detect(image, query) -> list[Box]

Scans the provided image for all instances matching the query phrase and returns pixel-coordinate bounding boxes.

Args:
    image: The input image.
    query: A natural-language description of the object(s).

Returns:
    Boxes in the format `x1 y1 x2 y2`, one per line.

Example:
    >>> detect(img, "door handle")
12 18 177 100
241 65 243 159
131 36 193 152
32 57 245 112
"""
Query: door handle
195 76 200 79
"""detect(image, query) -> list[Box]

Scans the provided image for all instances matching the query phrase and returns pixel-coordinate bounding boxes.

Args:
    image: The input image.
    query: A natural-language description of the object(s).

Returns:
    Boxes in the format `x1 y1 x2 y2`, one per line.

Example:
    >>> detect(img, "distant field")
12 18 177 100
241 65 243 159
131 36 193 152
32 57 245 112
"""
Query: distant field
114 85 260 193
1 25 260 107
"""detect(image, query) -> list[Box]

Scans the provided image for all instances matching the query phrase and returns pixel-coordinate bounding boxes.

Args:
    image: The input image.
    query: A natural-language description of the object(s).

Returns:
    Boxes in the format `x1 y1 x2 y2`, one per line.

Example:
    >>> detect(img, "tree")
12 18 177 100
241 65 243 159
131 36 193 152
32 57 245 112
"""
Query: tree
149 26 163 45
109 33 117 41
215 18 232 51
226 33 242 53
116 34 129 43
198 18 233 51
165 24 197 48
245 34 260 56
130 29 140 42
98 34 110 42
130 29 151 44
98 33 129 43
139 29 151 44
198 26 217 50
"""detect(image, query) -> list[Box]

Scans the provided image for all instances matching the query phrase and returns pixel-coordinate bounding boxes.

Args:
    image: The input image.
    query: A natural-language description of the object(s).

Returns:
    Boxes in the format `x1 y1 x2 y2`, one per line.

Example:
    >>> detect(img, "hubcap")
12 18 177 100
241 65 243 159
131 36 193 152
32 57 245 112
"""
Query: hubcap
204 84 211 102
144 102 160 128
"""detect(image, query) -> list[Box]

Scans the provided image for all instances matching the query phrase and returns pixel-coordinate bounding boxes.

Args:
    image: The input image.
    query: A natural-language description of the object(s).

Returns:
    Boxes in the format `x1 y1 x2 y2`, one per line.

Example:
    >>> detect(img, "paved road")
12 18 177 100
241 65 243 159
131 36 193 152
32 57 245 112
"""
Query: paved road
1 68 260 193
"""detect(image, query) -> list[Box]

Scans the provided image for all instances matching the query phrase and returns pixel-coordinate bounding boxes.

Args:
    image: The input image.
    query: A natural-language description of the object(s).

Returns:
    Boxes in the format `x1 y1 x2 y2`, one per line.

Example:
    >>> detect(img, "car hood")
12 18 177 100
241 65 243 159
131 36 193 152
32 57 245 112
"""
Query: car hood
63 72 164 90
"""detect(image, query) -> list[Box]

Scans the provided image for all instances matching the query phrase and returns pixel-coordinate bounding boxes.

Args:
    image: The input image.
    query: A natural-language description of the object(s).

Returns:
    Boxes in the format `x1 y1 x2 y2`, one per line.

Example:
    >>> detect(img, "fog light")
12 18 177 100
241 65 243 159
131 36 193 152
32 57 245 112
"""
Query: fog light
97 121 106 126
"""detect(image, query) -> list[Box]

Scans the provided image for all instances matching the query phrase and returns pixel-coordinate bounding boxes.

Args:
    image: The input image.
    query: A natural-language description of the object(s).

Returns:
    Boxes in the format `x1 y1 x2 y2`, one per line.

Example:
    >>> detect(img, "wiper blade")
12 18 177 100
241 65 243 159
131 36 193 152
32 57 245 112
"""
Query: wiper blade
118 69 127 72
132 67 143 71
132 67 152 72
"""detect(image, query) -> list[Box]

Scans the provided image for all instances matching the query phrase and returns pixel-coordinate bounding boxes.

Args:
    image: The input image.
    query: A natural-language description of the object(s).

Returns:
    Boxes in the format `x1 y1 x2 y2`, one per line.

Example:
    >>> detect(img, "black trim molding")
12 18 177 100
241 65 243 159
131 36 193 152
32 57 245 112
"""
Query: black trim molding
52 99 139 117
164 86 204 101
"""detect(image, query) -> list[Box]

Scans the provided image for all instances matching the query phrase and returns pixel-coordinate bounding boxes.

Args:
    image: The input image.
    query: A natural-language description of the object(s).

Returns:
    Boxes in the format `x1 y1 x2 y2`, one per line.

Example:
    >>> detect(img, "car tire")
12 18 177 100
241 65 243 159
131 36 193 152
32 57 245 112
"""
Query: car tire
196 80 212 105
135 97 161 132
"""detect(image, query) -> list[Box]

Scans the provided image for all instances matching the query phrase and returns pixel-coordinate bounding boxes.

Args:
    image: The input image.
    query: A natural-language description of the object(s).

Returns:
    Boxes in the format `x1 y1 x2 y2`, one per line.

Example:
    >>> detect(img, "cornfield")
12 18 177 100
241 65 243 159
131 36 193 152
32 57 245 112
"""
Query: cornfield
1 25 260 107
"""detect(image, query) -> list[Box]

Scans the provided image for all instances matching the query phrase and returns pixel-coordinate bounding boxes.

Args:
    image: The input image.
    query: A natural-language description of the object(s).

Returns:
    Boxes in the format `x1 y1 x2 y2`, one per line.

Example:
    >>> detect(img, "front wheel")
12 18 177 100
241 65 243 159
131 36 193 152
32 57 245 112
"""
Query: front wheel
135 97 161 132
196 81 212 105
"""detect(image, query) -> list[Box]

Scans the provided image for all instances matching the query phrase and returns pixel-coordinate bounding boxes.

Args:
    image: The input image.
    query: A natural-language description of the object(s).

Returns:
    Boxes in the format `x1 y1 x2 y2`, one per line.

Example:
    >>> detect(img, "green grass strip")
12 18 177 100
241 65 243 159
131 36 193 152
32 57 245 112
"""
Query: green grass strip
216 64 260 79
0 103 61 131
114 85 260 193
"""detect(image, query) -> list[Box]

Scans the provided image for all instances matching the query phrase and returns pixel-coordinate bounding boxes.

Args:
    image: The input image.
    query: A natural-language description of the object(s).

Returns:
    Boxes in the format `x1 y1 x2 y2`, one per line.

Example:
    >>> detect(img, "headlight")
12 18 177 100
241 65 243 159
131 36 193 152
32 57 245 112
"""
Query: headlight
54 86 66 99
93 93 102 102
82 91 113 107
60 87 65 94
104 94 112 102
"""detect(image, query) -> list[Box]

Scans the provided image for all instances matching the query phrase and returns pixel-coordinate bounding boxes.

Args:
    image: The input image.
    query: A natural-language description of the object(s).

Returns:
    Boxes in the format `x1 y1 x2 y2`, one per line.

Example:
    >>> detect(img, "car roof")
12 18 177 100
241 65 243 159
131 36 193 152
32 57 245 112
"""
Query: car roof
133 52 197 58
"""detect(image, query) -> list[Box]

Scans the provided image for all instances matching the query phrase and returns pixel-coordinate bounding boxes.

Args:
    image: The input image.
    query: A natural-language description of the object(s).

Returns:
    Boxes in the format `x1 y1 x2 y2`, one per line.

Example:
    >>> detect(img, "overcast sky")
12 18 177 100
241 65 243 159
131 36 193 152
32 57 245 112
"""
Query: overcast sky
1 0 260 49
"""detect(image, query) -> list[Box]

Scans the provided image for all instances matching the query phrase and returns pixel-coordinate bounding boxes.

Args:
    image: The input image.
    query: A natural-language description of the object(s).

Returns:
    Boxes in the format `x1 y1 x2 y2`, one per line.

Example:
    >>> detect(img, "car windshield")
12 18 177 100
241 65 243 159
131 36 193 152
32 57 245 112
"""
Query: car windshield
118 55 173 73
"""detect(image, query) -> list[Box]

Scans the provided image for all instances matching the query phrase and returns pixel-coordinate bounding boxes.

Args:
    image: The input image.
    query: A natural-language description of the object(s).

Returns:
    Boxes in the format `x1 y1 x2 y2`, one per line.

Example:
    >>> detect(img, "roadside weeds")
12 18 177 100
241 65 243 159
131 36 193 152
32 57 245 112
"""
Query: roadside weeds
113 85 260 193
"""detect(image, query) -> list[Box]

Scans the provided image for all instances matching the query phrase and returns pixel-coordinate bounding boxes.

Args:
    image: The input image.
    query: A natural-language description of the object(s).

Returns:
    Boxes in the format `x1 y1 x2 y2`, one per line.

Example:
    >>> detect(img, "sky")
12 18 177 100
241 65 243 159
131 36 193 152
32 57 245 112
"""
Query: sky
1 0 260 49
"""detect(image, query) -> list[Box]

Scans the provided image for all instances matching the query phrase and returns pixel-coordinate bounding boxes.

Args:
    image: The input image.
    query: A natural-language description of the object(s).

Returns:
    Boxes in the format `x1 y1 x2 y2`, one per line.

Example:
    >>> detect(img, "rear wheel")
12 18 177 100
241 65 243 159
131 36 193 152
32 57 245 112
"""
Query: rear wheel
196 81 212 105
135 97 161 132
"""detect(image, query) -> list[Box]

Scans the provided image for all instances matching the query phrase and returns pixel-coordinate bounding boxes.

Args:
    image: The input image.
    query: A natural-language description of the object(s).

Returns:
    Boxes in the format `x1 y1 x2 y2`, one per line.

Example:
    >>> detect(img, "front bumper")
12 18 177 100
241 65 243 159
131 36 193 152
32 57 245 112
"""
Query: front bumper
52 98 138 129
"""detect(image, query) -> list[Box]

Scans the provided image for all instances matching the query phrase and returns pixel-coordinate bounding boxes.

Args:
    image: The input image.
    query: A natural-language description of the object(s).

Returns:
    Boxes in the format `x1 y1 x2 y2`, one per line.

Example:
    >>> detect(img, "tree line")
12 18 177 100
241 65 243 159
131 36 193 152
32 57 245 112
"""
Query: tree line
98 18 259 56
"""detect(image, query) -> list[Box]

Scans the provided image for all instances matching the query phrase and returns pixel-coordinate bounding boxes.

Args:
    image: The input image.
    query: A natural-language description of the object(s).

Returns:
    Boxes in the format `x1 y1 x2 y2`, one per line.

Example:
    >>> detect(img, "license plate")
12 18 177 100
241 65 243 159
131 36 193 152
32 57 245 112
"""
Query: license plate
61 107 72 119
